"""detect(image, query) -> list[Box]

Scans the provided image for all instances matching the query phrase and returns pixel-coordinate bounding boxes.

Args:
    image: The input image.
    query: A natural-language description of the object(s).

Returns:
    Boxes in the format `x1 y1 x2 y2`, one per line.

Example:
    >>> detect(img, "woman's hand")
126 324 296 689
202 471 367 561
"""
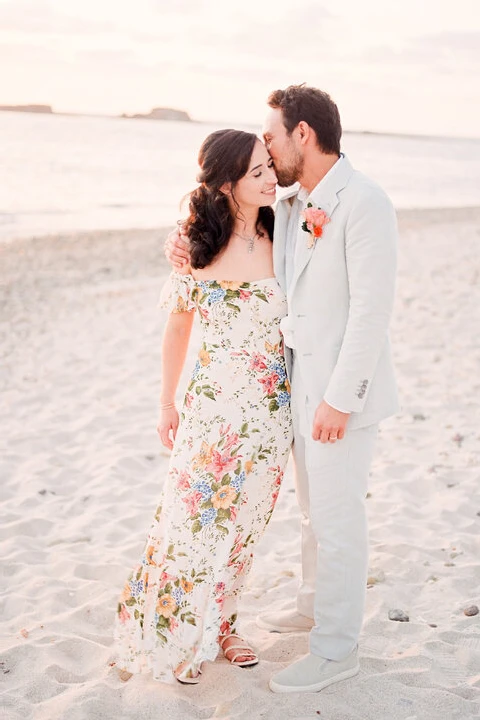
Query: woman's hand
156 407 180 450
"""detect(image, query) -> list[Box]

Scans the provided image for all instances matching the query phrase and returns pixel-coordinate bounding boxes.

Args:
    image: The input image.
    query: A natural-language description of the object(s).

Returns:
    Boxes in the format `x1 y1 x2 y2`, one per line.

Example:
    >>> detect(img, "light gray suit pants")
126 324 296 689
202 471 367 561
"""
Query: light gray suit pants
291 352 378 661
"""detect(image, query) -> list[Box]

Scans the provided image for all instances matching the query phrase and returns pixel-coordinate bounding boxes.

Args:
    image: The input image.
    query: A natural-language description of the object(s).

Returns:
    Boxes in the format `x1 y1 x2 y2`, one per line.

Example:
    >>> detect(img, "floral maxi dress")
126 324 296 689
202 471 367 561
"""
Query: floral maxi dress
114 273 293 682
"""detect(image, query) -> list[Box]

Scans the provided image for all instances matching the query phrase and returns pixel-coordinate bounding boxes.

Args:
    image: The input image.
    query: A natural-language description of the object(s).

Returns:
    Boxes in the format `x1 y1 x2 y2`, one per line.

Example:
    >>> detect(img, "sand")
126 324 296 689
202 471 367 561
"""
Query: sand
1 208 480 720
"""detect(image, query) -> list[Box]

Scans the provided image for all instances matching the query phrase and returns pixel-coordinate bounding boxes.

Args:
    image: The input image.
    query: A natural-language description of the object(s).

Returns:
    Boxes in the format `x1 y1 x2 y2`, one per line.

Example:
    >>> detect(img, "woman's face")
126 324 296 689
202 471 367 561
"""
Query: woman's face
231 140 277 209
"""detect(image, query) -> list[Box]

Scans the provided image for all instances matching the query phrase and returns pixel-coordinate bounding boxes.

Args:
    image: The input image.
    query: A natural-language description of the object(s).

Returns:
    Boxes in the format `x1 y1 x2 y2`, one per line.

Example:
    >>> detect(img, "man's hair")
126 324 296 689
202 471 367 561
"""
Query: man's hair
267 84 342 155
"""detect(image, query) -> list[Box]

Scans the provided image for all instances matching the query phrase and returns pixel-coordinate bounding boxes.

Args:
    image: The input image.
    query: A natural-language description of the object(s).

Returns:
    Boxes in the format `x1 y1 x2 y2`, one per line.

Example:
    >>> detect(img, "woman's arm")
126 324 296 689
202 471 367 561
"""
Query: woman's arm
157 308 195 449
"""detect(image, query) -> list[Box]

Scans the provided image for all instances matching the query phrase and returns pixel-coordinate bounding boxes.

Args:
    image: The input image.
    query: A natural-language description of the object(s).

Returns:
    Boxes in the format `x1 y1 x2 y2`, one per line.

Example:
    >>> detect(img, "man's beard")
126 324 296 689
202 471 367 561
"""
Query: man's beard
274 150 304 187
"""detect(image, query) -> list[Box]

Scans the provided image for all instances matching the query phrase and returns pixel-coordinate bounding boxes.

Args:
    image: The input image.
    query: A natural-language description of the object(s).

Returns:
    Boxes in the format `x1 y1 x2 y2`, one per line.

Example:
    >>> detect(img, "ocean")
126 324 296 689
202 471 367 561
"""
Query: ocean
2 111 480 241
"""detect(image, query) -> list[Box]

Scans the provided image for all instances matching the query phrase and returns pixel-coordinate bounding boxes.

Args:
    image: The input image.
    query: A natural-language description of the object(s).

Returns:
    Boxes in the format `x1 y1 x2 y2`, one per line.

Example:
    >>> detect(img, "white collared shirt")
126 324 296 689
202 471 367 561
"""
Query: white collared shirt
285 191 307 292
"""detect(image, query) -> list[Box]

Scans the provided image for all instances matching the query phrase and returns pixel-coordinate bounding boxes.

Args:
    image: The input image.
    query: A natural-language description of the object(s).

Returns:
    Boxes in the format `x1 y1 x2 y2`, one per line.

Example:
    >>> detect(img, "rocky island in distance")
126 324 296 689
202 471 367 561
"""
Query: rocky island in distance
120 107 191 122
0 104 192 122
0 104 54 113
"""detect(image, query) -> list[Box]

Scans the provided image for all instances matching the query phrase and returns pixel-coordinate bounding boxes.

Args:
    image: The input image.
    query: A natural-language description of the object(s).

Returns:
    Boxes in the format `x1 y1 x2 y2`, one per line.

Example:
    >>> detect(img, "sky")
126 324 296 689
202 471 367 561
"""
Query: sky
1 0 480 138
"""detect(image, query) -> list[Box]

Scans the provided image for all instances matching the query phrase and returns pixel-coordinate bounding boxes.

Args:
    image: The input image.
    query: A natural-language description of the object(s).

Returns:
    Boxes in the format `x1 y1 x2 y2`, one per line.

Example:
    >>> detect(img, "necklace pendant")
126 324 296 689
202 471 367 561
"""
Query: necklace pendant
248 238 255 253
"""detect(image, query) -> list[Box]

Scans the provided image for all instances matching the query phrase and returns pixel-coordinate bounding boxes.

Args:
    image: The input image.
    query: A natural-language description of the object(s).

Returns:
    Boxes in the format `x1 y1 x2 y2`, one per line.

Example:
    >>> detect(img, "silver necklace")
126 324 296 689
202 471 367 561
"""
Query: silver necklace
233 230 258 254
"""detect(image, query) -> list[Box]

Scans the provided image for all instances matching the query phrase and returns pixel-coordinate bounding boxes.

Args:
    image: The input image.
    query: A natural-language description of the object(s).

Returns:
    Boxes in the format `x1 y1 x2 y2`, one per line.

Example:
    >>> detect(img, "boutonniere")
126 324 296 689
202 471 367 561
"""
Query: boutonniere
301 203 330 249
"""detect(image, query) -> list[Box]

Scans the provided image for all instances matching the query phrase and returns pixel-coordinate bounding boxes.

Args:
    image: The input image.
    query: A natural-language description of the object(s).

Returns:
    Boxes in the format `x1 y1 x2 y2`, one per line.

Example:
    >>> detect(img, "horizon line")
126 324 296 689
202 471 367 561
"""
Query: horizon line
1 105 479 144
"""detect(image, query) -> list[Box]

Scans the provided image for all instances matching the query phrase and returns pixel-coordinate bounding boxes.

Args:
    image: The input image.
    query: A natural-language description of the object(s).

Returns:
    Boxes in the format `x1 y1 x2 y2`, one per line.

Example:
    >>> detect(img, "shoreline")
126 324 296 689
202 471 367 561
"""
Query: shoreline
1 205 480 250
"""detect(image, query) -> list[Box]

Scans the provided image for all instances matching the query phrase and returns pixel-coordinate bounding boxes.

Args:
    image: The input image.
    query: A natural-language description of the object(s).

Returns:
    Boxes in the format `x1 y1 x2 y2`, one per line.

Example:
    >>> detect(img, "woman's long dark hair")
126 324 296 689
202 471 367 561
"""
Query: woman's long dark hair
185 129 274 269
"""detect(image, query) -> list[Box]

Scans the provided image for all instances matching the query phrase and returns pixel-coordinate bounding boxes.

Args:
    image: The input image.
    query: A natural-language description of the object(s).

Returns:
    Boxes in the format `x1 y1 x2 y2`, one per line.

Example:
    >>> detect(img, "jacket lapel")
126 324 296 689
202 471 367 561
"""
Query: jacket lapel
288 155 354 299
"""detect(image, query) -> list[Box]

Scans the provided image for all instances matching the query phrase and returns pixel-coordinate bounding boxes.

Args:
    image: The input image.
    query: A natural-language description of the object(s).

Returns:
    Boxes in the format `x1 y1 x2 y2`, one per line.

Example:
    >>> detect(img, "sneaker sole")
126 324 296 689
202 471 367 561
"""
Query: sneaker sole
269 663 360 693
256 617 314 633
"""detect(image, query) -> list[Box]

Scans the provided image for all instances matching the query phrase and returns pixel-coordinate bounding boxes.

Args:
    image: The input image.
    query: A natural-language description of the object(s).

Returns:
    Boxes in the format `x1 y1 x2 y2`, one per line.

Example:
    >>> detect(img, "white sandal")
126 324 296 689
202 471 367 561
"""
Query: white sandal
174 661 202 685
219 633 259 667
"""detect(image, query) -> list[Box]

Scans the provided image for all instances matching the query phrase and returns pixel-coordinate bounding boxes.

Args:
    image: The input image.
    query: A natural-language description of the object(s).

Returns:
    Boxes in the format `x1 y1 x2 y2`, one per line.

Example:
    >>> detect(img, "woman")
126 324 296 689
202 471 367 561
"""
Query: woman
114 129 292 684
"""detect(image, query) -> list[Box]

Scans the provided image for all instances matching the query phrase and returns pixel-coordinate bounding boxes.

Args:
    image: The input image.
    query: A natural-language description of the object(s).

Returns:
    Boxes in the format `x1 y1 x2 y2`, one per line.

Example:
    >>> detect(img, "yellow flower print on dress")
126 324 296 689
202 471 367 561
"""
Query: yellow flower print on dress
191 441 214 471
199 348 211 366
180 578 194 593
157 594 177 618
175 296 189 313
145 545 157 566
120 582 132 603
211 485 238 510
219 280 242 291
265 340 280 353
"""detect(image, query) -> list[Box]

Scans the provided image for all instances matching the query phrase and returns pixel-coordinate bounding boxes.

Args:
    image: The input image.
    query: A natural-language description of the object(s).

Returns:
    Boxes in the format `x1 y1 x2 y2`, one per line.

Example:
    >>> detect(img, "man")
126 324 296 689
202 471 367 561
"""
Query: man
165 84 398 693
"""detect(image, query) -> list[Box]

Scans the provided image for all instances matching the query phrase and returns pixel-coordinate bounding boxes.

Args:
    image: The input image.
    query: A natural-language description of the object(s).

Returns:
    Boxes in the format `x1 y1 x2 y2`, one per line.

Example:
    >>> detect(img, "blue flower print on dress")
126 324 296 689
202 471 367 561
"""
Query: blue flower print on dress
231 471 246 492
192 360 201 379
200 508 217 526
269 362 287 383
193 481 214 500
277 391 291 407
129 579 144 598
171 587 184 604
208 287 226 305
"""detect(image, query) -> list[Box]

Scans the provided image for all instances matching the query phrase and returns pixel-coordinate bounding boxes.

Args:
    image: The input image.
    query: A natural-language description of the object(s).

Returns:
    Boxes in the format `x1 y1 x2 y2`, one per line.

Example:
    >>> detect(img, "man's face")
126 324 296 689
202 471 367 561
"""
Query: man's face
262 108 304 187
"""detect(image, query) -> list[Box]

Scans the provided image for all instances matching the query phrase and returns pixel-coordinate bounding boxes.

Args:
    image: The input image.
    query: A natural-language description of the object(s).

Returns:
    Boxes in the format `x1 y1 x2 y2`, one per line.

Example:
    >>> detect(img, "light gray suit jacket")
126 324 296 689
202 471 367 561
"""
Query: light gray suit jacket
274 155 399 431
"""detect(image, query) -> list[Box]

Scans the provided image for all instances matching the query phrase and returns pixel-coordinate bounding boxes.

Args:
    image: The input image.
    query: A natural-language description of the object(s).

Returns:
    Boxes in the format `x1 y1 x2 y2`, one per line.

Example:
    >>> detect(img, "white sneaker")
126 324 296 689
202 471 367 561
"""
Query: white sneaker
256 609 314 633
269 648 359 693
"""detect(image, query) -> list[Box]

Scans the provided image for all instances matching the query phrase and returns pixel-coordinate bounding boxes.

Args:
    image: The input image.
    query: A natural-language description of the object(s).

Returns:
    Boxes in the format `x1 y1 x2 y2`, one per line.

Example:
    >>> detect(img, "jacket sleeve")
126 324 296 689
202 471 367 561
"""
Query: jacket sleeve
323 188 397 413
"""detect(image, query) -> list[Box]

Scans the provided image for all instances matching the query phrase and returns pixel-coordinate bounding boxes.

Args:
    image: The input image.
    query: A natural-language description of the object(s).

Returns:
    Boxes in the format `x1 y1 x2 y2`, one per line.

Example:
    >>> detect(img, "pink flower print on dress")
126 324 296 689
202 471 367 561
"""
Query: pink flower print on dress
258 372 280 395
234 559 246 578
271 489 280 508
169 616 179 632
159 572 175 590
249 353 268 372
118 605 131 624
176 470 191 491
206 450 240 480
219 423 232 437
215 581 226 606
182 490 203 517
228 532 244 565
223 433 240 452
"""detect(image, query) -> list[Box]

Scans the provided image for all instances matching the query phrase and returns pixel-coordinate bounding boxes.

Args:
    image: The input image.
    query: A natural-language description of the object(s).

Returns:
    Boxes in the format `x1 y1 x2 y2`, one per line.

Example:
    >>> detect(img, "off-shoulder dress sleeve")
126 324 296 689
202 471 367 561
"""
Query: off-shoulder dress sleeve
158 272 196 313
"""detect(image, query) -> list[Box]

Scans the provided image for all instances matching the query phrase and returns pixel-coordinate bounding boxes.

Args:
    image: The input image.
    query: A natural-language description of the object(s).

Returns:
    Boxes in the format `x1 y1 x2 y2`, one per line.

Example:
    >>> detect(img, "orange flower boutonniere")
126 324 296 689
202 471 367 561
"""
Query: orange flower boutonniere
301 203 330 249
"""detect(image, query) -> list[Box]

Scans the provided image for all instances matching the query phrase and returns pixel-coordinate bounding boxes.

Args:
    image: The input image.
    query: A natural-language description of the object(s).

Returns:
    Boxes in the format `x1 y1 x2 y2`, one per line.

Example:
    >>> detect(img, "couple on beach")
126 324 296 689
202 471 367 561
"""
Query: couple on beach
114 84 398 693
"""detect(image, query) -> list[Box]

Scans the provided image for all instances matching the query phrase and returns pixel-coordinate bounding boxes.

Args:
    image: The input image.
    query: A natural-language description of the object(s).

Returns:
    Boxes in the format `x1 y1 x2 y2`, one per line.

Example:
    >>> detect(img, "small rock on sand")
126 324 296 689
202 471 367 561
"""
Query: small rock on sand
463 605 479 617
389 609 410 622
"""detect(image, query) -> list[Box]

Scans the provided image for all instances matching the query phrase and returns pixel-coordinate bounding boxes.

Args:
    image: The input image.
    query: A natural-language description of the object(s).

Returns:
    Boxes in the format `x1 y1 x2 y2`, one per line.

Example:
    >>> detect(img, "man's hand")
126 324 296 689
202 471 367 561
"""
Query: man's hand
164 226 191 270
312 400 350 443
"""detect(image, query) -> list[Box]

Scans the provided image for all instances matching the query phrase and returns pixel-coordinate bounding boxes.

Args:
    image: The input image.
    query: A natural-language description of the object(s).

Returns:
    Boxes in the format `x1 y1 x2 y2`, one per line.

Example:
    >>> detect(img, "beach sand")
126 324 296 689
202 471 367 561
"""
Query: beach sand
1 208 479 720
